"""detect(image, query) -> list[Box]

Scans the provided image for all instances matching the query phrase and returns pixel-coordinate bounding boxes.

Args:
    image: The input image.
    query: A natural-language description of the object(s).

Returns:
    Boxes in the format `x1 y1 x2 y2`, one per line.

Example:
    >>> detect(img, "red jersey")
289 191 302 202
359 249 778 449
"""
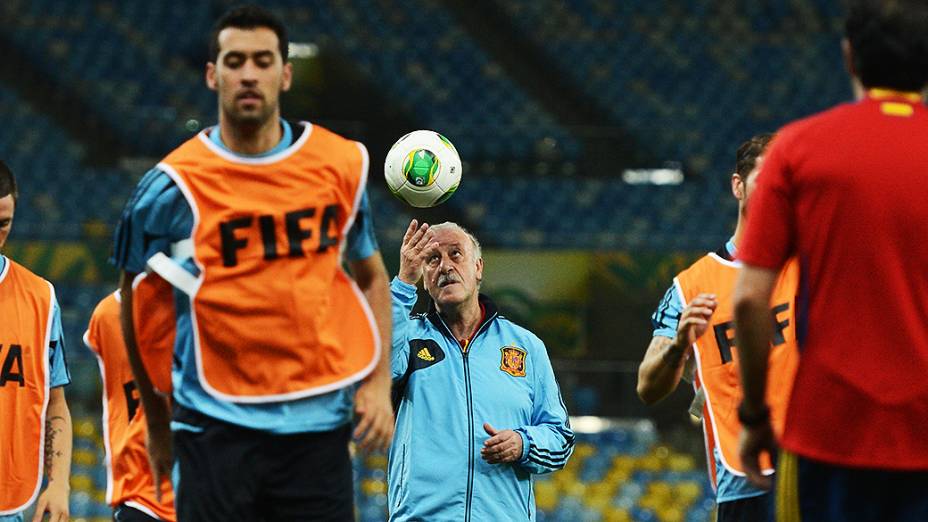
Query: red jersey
739 90 928 469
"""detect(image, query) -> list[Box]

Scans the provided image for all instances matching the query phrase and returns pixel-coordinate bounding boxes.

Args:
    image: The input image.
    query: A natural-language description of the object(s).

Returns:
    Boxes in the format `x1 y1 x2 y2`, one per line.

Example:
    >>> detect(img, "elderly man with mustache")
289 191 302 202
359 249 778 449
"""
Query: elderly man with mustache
388 220 574 522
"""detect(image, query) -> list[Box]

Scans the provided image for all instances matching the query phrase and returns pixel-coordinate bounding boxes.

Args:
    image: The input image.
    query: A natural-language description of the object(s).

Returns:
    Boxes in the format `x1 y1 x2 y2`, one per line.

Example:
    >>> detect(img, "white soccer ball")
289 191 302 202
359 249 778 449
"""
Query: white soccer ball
384 130 462 208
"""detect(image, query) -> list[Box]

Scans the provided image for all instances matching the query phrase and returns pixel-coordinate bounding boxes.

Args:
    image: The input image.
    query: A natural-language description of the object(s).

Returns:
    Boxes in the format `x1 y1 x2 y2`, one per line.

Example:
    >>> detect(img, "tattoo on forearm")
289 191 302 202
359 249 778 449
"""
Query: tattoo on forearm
44 416 66 476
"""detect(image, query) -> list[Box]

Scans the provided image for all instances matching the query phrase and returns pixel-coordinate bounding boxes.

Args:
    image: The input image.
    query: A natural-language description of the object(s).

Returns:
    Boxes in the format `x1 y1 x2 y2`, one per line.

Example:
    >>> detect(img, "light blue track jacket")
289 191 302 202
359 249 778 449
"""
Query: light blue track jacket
389 278 574 522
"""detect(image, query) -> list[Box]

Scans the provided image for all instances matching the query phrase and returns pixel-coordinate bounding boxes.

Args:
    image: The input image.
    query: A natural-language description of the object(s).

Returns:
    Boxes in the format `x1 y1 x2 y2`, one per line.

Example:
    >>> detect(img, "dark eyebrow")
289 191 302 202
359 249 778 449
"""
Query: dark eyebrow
222 50 275 61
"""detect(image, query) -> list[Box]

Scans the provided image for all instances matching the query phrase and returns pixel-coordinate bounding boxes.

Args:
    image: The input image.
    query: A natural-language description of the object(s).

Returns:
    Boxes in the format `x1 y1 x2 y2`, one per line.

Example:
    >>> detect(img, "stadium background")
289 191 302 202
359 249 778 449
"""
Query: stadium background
0 1 850 521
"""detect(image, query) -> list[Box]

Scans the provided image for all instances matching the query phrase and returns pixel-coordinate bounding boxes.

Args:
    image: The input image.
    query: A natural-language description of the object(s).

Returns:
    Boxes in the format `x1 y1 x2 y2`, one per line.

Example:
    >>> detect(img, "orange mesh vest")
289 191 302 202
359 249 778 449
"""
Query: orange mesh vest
692 374 719 491
675 254 799 477
84 292 176 521
132 273 176 395
158 124 379 402
0 260 53 514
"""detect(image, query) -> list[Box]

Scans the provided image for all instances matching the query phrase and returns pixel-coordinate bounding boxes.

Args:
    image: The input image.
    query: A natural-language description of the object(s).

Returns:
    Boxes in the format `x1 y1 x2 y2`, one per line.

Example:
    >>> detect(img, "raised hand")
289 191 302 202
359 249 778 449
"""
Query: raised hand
675 293 717 349
398 220 437 285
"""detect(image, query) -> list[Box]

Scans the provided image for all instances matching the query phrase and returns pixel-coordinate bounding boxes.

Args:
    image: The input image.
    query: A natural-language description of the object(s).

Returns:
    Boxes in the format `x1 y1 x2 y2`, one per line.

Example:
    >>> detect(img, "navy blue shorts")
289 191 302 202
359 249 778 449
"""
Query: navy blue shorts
717 492 772 522
776 450 928 522
172 405 354 522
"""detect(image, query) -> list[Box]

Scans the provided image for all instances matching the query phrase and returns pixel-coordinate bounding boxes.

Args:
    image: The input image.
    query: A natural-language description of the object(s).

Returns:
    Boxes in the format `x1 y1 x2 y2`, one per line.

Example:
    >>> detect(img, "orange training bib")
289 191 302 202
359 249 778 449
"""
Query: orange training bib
85 292 176 521
675 254 799 478
158 123 379 402
692 374 719 492
0 260 53 514
131 273 176 395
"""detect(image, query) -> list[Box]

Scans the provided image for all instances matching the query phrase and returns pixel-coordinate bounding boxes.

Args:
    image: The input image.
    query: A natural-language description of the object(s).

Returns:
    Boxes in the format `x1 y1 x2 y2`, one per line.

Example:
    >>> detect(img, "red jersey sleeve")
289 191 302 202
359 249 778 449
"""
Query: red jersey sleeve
739 132 796 269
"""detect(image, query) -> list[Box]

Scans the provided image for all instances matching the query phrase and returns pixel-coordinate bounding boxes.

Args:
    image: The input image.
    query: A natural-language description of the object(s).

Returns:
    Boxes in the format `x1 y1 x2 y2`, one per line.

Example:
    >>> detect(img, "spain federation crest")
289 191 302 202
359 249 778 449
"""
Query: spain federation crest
500 345 527 377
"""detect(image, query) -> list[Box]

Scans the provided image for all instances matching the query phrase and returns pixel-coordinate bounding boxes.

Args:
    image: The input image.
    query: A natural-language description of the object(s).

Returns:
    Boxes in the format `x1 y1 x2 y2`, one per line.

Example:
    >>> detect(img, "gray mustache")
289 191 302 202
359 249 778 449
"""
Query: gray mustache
438 274 460 287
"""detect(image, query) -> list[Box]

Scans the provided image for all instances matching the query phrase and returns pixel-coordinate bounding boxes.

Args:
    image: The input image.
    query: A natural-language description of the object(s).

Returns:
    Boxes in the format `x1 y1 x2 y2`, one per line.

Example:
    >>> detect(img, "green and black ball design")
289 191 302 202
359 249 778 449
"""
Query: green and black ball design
402 149 440 187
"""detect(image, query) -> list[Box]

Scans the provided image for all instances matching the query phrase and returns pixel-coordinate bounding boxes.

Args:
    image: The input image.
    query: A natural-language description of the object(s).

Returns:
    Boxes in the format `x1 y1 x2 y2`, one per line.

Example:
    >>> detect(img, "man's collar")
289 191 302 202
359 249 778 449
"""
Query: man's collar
716 239 737 261
867 88 924 103
209 118 293 157
426 294 499 333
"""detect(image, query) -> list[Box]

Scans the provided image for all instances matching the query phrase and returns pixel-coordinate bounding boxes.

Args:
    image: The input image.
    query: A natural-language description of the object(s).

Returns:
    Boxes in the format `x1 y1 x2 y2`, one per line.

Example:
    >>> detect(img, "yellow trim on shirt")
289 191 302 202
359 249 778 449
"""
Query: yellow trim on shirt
867 88 923 102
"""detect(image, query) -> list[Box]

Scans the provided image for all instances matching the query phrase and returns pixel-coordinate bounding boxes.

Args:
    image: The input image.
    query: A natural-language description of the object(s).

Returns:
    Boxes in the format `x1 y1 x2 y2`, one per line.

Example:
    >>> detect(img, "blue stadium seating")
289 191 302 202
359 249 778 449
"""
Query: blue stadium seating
446 174 734 250
4 0 212 155
496 0 851 185
268 0 582 161
2 0 856 249
4 0 579 161
0 85 133 238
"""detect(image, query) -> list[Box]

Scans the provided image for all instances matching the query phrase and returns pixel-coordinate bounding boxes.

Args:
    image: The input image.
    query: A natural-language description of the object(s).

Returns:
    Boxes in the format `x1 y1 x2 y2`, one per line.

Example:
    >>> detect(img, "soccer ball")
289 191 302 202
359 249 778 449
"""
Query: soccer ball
384 130 462 208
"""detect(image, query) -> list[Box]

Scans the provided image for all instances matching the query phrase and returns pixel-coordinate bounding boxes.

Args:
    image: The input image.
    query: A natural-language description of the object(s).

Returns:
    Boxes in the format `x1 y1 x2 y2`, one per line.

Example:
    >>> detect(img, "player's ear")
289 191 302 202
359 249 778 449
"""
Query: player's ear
281 61 293 92
475 257 484 286
206 62 218 91
841 38 865 98
731 173 744 200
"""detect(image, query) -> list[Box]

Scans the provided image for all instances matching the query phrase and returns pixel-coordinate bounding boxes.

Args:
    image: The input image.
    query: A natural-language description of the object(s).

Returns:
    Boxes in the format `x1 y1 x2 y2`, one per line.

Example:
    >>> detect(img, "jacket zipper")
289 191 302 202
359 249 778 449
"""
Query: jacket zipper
436 312 497 522
462 350 475 522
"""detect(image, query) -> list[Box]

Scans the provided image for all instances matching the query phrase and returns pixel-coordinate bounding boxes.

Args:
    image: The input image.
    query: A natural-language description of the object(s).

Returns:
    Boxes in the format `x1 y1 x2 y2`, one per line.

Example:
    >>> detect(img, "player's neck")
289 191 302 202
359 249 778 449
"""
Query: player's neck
439 300 482 343
851 78 866 101
218 114 283 155
731 213 746 251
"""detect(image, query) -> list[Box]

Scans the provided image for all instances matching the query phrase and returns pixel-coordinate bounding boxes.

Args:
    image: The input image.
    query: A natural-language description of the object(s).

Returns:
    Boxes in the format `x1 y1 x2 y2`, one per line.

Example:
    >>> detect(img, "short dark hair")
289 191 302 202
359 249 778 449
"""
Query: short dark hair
735 133 774 178
845 0 928 91
210 5 289 63
0 160 16 201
